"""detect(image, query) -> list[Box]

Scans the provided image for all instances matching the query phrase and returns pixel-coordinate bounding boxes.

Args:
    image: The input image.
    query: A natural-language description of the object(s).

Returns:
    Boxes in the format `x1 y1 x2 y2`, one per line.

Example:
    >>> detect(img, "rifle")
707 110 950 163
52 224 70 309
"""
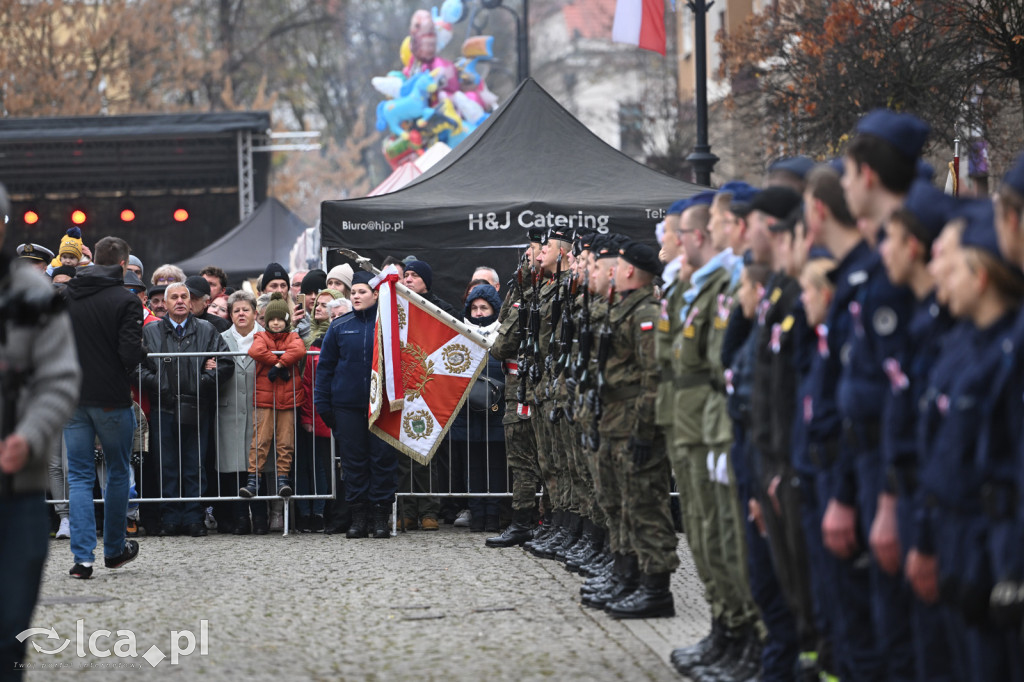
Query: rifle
513 253 531 410
587 278 615 450
542 249 563 394
527 260 543 386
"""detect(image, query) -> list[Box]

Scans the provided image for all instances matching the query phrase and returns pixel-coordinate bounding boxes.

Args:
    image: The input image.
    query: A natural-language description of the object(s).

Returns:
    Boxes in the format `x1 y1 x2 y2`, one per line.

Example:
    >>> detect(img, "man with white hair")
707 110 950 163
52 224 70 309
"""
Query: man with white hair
472 266 501 291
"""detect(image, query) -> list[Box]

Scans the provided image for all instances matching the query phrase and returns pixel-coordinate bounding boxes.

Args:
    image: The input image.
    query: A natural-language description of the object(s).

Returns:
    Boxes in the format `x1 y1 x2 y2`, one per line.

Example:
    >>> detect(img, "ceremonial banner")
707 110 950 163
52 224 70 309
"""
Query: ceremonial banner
369 268 490 465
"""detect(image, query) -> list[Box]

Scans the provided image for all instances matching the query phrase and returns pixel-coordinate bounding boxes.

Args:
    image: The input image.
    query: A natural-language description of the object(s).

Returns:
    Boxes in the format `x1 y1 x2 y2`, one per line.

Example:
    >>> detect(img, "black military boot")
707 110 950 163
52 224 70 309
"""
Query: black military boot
346 503 369 539
583 554 639 609
371 503 391 539
580 534 613 577
566 523 604 573
581 553 620 596
524 510 557 552
687 626 748 682
606 571 675 619
559 516 592 564
670 618 727 676
716 630 762 682
551 512 584 560
485 508 535 547
530 510 567 558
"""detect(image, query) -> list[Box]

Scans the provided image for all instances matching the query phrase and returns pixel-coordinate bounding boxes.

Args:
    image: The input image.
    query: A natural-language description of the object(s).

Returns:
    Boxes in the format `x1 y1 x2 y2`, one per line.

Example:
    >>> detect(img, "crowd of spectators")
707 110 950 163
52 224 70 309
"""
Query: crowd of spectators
27 237 512 540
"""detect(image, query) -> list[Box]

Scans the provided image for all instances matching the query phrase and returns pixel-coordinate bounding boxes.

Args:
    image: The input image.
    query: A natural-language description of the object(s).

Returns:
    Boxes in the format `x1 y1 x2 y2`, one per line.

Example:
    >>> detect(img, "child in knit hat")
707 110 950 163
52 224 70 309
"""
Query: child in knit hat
240 293 307 499
51 227 84 269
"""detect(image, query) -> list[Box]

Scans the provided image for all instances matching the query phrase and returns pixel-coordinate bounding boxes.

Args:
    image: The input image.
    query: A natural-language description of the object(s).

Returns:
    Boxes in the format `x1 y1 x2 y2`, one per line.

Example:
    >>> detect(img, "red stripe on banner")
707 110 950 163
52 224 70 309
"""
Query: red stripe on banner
638 0 666 55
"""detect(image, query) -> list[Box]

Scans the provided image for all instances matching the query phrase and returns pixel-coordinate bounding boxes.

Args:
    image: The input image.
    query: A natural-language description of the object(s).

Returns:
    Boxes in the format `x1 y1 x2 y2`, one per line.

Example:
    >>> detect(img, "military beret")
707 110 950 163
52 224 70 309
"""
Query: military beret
618 240 662 276
855 109 930 161
667 198 690 216
16 243 54 262
958 199 1000 258
1002 151 1024 197
718 181 759 205
768 156 815 180
749 186 803 221
547 228 573 244
596 234 627 260
527 227 547 244
768 205 804 234
900 180 956 248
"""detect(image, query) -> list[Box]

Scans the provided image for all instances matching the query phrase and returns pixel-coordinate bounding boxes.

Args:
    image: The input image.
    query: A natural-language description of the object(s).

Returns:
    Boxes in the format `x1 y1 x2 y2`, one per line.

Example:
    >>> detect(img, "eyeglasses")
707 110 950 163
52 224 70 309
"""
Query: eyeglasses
155 277 176 284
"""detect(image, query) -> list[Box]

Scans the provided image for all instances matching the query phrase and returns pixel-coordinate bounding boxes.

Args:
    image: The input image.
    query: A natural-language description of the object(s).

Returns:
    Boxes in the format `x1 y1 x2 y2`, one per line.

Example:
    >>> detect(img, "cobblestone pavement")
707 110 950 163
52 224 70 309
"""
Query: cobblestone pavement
25 525 710 681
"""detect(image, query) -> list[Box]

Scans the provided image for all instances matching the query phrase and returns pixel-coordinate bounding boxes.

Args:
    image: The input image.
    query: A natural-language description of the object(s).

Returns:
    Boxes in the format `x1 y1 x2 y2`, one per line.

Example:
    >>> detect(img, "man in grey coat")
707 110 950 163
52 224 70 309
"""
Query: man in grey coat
0 182 81 677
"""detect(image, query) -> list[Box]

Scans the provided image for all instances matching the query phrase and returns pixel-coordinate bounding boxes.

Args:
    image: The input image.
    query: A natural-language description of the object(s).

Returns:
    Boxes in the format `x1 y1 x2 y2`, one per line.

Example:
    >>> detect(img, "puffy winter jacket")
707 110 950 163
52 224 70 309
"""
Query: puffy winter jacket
300 335 332 437
314 303 377 414
249 330 306 409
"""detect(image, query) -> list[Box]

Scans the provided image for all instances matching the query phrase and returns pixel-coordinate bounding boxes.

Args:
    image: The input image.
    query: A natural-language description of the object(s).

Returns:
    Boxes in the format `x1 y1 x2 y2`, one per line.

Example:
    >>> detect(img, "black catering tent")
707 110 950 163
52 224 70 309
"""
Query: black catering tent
320 78 704 305
176 197 309 285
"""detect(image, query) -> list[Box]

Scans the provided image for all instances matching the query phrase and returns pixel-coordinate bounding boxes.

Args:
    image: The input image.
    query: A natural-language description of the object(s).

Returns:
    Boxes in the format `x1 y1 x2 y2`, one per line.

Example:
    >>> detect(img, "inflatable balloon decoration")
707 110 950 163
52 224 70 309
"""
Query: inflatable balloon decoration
372 4 499 169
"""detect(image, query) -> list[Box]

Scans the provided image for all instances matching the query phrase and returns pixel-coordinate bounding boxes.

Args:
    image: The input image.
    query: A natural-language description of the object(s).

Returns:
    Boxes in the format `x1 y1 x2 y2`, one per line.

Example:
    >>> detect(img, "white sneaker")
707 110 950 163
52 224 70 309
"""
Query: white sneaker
56 517 70 539
204 506 218 530
453 509 472 528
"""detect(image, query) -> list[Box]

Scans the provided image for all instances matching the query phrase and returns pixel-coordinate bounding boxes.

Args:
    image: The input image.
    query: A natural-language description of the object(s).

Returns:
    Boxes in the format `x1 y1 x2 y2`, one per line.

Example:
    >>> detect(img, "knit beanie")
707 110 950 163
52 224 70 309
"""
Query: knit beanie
300 269 328 295
404 260 433 290
326 264 354 289
262 262 289 291
58 228 83 259
263 292 291 328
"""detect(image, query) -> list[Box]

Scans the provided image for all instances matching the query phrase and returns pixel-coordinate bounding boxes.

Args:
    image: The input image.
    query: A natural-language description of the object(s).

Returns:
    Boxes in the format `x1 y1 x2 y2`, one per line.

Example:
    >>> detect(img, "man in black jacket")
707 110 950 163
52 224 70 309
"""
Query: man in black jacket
63 236 148 578
138 282 233 536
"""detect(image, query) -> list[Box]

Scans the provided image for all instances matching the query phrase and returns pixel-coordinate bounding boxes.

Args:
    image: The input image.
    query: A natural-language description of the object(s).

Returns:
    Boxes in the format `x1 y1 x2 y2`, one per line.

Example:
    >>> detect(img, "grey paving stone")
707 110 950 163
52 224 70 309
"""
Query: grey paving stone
26 527 711 681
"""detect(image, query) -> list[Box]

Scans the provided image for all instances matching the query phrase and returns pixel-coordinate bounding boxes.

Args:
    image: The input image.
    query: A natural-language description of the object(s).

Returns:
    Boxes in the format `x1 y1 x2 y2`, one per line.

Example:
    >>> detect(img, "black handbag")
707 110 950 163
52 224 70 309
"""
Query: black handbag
468 374 505 413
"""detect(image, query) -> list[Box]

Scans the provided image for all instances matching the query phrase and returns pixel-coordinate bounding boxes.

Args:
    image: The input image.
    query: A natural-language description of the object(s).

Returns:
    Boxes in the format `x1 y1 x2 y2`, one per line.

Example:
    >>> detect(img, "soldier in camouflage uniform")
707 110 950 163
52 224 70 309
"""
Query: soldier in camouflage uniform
580 240 678 619
486 229 545 548
525 230 579 557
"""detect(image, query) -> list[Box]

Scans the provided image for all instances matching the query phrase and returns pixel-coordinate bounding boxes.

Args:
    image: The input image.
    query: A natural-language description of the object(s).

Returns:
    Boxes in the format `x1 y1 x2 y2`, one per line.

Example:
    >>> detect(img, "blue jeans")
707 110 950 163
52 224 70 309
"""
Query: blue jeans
64 405 135 564
155 410 208 528
0 494 49 679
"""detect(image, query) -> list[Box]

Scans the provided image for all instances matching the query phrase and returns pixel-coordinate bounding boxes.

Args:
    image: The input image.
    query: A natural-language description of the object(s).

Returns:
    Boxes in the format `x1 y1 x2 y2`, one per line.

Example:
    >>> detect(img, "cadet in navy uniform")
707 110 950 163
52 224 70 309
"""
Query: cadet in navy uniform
980 153 1024 662
877 179 958 681
914 201 1024 681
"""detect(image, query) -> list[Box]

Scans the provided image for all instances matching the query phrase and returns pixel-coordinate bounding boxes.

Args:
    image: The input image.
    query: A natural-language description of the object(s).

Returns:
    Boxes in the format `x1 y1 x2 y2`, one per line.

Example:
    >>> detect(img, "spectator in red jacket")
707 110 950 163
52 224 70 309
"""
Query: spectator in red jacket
240 293 306 499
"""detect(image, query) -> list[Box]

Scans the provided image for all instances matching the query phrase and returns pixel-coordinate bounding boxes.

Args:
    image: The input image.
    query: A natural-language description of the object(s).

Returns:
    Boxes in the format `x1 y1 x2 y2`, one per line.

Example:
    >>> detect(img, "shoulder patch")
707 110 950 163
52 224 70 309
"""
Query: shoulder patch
873 306 898 337
640 321 653 332
781 315 795 332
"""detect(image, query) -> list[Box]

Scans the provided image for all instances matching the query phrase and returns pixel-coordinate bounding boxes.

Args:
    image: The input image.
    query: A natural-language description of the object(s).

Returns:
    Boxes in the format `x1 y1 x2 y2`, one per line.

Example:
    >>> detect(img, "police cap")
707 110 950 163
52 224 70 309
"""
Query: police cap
1002 151 1024 197
768 156 815 180
900 179 955 248
16 243 55 263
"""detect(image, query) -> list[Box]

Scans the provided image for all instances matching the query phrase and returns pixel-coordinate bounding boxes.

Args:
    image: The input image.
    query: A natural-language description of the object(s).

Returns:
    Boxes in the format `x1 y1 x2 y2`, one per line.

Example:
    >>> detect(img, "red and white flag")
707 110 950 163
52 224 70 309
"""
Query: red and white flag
612 0 667 56
369 267 490 465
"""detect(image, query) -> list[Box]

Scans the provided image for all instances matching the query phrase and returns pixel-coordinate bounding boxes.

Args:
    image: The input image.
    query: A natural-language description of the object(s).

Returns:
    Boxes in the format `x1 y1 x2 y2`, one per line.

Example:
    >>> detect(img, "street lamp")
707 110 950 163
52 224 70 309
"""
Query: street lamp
685 0 719 186
454 0 530 84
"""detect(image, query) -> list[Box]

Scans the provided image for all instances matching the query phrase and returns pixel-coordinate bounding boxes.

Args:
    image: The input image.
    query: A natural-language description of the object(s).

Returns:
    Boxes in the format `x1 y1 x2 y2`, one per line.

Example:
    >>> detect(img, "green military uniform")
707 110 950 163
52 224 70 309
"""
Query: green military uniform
533 272 567 514
574 292 606 529
671 262 739 627
597 287 679 573
490 279 540 513
703 264 758 629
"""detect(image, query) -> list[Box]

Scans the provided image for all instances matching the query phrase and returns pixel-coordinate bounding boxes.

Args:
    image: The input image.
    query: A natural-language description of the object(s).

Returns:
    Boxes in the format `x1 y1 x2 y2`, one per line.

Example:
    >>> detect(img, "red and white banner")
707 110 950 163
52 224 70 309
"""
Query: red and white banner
369 270 489 465
612 0 667 56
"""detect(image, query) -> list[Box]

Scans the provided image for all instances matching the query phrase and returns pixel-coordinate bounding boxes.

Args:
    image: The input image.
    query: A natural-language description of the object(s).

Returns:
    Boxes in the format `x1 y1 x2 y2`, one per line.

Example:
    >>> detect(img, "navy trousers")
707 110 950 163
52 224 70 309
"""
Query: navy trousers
333 407 398 505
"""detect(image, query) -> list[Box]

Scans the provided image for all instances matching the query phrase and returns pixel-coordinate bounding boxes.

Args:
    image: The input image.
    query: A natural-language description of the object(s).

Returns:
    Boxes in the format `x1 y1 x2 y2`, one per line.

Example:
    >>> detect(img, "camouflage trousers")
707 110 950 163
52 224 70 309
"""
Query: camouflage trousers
504 416 539 511
559 418 602 525
594 430 679 574
532 400 567 511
